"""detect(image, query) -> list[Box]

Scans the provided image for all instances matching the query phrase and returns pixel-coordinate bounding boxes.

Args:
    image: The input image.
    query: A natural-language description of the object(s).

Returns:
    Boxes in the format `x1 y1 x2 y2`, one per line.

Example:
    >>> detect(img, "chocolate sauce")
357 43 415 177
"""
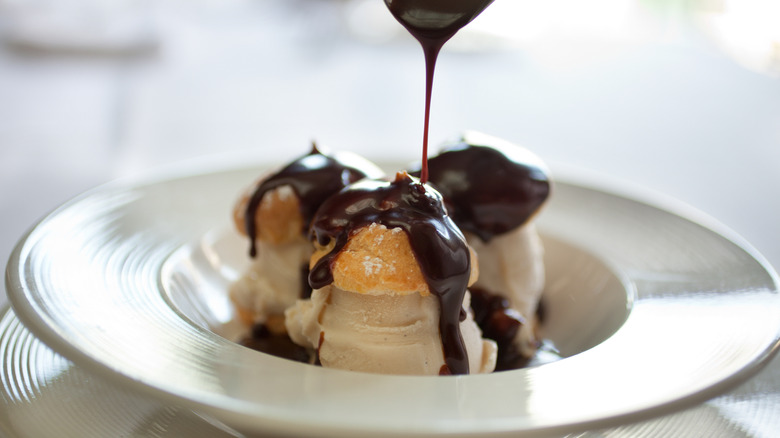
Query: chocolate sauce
309 173 472 375
240 324 312 364
469 287 526 370
384 0 494 183
422 138 550 242
243 144 383 257
300 264 313 299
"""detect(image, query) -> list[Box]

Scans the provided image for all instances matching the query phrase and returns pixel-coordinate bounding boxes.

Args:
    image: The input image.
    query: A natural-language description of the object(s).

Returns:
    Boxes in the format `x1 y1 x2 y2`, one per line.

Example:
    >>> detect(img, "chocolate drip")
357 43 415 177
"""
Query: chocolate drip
384 0 494 183
470 288 547 370
422 138 550 242
469 287 526 370
243 144 382 257
300 264 313 299
309 173 472 375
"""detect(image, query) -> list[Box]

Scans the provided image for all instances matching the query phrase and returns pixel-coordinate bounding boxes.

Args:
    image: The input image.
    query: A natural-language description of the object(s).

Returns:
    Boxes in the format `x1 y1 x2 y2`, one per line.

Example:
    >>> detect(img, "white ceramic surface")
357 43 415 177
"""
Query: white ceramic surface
5 164 780 437
0 305 242 438
4 304 780 438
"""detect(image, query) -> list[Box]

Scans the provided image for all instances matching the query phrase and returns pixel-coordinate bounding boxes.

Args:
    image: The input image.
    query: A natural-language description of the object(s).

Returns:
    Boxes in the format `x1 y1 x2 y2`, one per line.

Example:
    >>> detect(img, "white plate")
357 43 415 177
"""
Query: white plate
3 305 780 438
0 305 242 438
6 163 780 438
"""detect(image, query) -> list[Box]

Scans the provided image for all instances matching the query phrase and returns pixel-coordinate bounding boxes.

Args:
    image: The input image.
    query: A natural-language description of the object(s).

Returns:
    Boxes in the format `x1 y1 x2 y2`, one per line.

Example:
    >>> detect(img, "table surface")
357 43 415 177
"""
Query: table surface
1 0 779 436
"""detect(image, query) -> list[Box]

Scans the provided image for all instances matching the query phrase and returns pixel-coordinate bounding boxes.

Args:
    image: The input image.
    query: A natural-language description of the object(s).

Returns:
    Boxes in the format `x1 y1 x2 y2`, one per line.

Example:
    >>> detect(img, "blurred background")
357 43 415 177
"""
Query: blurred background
1 0 779 310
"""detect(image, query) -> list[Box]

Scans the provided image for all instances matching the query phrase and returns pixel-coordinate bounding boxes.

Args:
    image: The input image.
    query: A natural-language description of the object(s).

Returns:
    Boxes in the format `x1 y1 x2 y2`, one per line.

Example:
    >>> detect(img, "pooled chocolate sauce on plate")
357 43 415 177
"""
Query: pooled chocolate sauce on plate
244 144 382 258
384 0 494 183
309 173 473 375
470 287 541 371
240 324 311 364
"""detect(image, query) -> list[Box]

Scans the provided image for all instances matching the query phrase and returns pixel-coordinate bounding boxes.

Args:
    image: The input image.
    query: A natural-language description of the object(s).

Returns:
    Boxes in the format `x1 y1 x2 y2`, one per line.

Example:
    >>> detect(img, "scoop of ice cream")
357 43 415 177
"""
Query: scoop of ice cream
230 183 311 326
466 224 543 323
285 286 497 375
288 223 494 375
466 223 545 361
230 237 311 326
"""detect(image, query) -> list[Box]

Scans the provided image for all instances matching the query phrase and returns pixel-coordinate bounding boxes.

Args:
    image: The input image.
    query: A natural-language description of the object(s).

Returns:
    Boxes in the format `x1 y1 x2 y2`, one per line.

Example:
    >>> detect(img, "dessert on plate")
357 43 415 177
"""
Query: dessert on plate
229 144 383 332
285 172 497 375
230 134 550 375
423 132 551 369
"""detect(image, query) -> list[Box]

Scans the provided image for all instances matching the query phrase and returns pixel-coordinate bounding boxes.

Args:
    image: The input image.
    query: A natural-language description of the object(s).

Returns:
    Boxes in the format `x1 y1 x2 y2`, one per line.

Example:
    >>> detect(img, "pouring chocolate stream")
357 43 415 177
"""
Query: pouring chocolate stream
384 0 494 183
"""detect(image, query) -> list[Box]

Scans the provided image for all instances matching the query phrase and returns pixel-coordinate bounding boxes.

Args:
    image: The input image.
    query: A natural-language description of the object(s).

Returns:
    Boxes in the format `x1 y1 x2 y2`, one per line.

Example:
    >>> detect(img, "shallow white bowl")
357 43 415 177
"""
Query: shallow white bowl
6 162 780 437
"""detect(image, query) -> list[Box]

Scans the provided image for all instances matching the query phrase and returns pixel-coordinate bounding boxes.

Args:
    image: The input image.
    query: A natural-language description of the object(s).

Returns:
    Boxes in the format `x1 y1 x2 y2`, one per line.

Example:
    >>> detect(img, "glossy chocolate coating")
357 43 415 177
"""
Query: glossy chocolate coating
423 137 550 242
243 144 382 257
309 173 472 375
470 287 533 371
